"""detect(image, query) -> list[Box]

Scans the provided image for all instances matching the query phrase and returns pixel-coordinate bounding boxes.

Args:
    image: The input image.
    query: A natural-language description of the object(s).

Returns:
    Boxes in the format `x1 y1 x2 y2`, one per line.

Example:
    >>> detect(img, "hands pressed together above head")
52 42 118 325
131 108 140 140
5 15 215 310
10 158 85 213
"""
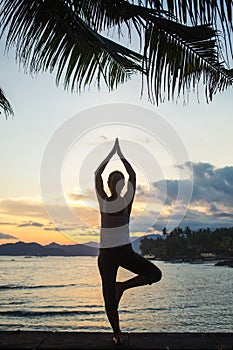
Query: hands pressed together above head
113 138 123 158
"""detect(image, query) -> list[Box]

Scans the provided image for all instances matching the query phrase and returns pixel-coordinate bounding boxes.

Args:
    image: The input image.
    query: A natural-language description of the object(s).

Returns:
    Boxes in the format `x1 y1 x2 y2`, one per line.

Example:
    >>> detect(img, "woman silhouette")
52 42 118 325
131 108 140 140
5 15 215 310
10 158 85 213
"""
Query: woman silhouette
95 138 162 345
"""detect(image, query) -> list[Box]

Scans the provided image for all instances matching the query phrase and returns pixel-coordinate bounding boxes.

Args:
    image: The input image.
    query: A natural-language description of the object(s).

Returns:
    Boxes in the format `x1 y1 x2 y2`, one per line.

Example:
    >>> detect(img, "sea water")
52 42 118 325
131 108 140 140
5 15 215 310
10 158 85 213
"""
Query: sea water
0 256 232 332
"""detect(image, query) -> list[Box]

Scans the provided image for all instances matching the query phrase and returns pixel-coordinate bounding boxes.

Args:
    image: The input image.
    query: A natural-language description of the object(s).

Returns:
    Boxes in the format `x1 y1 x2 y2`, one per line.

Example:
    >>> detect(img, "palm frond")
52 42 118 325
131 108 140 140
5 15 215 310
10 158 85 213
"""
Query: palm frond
157 0 233 62
72 0 166 31
143 15 233 103
0 0 232 104
157 0 232 28
0 87 14 119
0 0 143 92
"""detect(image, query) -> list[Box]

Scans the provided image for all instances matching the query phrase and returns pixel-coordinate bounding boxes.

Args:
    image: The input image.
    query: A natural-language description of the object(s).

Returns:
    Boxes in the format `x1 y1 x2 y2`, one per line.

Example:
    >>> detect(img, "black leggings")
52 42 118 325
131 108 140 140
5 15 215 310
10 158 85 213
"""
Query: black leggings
98 243 162 311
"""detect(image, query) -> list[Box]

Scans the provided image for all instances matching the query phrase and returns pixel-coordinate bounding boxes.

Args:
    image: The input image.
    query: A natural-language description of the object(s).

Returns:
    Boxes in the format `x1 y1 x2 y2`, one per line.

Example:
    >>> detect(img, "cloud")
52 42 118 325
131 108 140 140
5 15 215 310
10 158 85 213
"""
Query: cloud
44 227 74 231
66 188 96 202
18 221 44 227
0 232 17 240
150 162 233 231
215 212 233 218
0 197 97 229
66 192 83 201
130 210 162 233
0 222 16 225
79 231 99 237
135 185 148 199
1 162 233 236
190 163 233 206
42 162 233 233
100 135 108 140
151 207 233 232
153 162 233 208
153 179 178 205
0 198 47 218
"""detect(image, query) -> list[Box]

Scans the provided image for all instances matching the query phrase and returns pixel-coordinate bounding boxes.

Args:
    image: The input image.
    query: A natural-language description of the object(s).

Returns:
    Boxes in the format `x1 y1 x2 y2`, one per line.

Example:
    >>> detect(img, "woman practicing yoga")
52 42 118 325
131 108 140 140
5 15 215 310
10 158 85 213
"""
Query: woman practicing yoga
95 138 162 345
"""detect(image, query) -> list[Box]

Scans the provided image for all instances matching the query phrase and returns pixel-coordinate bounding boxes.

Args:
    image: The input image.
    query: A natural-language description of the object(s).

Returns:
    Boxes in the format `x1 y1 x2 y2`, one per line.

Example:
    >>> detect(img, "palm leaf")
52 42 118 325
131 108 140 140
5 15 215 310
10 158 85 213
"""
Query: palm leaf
0 0 232 104
143 16 233 103
0 0 143 92
0 87 14 119
157 0 233 61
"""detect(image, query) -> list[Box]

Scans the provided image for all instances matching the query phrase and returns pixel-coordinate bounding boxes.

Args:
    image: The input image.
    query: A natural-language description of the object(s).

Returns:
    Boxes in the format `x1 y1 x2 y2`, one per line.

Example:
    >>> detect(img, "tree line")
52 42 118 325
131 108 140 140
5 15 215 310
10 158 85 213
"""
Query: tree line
140 227 233 260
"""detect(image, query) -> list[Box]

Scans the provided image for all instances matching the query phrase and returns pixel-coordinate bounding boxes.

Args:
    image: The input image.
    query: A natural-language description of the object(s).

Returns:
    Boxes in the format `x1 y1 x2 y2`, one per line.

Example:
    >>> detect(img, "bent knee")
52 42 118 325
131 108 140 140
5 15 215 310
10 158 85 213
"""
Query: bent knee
148 268 162 284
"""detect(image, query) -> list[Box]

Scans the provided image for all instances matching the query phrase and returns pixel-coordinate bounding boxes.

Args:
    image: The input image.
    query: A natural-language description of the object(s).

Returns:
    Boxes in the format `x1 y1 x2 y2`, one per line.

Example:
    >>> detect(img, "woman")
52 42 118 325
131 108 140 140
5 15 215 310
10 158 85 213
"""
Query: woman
95 138 162 345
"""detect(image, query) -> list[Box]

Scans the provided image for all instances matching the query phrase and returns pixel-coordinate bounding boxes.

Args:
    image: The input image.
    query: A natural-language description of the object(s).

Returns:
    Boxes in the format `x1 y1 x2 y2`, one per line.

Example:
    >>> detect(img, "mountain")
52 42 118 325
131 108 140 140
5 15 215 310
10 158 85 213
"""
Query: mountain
84 241 99 248
0 234 163 256
0 241 98 256
45 242 98 256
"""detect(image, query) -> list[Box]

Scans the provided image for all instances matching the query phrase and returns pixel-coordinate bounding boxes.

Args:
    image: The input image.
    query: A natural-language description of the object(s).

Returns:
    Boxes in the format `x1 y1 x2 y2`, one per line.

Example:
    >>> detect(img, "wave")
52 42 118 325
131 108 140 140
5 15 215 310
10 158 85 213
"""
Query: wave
0 307 133 317
7 301 25 305
39 304 103 309
0 310 104 317
0 283 77 290
142 305 199 312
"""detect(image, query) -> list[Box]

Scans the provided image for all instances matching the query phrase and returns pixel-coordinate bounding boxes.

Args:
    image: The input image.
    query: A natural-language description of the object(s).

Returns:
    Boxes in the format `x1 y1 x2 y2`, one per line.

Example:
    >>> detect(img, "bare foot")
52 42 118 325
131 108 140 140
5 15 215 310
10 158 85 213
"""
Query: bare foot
113 332 123 345
115 282 124 308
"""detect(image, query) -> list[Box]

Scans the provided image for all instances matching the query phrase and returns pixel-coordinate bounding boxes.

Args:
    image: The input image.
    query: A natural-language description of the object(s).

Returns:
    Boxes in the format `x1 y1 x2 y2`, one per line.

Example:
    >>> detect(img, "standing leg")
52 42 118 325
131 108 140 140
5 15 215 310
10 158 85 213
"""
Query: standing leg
98 251 123 344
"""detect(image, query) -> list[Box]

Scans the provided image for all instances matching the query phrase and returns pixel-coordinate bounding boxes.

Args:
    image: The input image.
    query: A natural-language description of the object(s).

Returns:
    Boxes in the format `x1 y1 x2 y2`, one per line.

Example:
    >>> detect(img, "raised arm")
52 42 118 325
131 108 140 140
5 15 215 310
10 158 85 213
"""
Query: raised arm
116 139 136 204
95 140 117 199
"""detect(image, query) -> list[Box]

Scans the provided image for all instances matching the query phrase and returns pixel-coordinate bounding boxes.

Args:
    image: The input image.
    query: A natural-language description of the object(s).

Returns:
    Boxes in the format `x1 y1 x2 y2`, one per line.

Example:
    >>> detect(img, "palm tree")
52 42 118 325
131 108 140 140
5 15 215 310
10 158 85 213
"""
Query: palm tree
0 0 232 118
0 87 14 118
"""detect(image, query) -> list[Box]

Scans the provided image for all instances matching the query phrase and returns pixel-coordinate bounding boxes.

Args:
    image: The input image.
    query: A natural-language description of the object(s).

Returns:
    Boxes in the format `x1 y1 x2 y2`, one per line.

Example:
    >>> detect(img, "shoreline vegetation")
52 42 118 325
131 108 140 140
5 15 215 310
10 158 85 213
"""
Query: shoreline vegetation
140 226 233 268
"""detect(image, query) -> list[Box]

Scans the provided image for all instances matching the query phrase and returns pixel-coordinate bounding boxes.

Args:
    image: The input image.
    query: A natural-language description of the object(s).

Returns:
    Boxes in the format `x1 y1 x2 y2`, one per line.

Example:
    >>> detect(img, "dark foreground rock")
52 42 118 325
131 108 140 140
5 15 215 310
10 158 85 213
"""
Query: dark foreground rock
215 260 233 267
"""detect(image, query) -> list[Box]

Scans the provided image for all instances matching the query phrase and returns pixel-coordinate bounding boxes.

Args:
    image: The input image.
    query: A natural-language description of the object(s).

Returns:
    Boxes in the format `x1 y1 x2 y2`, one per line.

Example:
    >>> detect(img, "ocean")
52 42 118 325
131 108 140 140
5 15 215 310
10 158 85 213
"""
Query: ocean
0 256 232 332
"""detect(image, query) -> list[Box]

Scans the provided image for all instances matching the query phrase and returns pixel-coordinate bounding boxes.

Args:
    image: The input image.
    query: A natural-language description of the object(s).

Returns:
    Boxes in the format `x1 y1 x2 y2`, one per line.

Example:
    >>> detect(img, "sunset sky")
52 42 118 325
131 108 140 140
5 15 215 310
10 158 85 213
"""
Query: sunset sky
1 37 233 246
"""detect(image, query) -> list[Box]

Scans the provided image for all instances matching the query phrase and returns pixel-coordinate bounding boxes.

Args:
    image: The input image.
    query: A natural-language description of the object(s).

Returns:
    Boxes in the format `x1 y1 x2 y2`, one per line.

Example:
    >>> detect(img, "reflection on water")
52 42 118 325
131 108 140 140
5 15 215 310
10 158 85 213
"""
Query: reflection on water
0 256 232 332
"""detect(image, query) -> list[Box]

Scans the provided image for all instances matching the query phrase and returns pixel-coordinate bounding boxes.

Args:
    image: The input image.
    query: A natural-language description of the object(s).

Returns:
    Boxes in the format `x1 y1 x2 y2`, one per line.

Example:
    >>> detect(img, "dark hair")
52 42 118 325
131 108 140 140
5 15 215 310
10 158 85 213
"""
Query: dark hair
108 171 125 193
108 171 124 184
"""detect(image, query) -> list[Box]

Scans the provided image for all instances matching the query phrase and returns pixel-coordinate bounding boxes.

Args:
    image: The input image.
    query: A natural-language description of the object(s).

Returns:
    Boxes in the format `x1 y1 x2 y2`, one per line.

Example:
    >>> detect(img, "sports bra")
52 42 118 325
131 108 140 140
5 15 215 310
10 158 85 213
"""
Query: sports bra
99 196 131 248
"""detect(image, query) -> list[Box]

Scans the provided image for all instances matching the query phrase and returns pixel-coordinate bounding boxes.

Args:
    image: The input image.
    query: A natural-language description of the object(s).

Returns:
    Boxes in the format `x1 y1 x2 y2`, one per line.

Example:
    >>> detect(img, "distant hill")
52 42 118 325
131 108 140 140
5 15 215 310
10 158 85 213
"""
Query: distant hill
84 241 99 248
45 242 99 256
0 241 98 256
0 234 162 256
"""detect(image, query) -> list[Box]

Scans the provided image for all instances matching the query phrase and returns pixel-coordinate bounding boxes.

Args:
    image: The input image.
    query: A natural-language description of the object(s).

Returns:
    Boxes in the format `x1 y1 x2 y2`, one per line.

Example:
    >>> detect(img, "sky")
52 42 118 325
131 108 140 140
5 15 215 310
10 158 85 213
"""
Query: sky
1 37 233 246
